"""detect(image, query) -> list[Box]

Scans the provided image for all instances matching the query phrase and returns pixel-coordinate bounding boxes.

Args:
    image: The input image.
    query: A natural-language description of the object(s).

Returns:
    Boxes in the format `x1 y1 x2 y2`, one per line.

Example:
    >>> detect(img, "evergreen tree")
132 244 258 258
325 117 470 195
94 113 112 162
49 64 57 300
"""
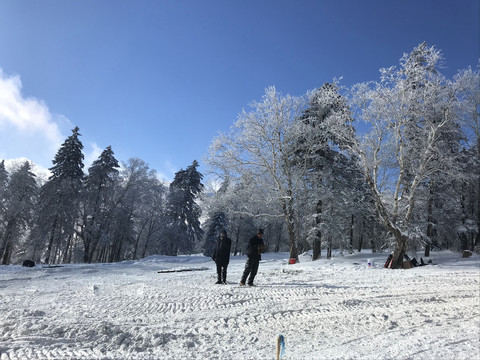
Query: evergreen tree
290 82 364 259
167 160 204 254
202 211 228 257
34 127 84 264
80 146 119 262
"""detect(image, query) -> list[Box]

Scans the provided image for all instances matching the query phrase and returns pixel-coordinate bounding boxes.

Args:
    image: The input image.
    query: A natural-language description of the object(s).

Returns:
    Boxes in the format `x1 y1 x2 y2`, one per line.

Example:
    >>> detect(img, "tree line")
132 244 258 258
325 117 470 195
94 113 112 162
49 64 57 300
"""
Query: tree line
0 136 204 265
1 43 479 267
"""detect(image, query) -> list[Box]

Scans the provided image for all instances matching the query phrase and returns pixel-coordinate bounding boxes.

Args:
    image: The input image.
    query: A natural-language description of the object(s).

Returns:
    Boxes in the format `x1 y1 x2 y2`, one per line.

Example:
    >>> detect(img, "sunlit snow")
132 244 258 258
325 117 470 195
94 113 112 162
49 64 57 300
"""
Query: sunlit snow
1 251 479 359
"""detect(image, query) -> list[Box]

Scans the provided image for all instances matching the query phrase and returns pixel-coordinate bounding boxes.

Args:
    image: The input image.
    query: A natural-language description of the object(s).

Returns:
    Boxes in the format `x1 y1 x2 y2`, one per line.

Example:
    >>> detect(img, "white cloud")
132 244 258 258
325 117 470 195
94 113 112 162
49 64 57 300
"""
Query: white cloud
0 68 66 168
155 160 177 183
85 142 102 169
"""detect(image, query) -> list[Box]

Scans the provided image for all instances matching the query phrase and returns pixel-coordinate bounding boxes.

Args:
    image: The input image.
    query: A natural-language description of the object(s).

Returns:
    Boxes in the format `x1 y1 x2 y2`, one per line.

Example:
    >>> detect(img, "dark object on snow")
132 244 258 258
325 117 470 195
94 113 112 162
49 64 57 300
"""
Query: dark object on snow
22 260 35 267
404 254 421 268
241 232 266 285
462 250 473 258
212 230 232 284
385 254 420 269
384 254 393 268
157 267 209 273
212 231 232 266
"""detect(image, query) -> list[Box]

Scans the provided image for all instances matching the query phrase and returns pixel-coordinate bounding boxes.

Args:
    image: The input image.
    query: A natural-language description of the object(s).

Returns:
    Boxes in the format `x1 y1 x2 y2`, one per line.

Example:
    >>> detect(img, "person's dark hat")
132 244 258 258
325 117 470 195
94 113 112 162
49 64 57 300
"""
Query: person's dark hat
220 229 227 236
257 228 264 234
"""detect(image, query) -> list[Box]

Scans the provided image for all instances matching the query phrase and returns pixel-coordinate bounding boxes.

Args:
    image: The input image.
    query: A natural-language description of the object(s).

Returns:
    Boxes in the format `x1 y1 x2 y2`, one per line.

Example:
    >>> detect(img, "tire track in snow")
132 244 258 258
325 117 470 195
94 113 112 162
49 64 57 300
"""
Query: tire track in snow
1 259 479 360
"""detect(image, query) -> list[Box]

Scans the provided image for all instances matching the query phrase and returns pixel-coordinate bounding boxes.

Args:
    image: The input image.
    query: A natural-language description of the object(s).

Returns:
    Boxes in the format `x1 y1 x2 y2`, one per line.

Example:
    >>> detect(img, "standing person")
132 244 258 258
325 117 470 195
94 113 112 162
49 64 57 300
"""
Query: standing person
212 230 232 284
240 229 266 286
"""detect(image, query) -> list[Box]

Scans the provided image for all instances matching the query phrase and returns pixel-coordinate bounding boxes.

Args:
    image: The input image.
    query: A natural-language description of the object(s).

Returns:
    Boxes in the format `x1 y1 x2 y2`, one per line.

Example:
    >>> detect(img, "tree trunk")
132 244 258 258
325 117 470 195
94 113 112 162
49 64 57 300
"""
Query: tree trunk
349 214 354 253
358 220 365 253
476 171 480 248
390 230 408 269
426 183 434 257
62 234 73 264
1 239 12 265
312 200 322 261
1 221 15 265
44 217 58 264
142 221 156 259
312 232 321 261
282 192 298 260
1 231 13 265
425 244 431 257
233 226 240 256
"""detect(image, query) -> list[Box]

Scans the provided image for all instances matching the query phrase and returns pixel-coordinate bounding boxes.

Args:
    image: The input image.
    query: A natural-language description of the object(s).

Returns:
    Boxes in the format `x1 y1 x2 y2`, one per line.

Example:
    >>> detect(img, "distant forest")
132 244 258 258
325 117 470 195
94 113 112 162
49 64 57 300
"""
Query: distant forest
1 43 479 268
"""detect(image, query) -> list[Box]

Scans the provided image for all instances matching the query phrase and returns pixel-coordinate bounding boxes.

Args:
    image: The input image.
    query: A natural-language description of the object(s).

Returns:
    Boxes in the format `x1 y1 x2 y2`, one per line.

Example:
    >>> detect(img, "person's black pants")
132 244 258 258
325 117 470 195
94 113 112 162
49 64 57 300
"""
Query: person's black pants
216 263 227 283
241 258 260 284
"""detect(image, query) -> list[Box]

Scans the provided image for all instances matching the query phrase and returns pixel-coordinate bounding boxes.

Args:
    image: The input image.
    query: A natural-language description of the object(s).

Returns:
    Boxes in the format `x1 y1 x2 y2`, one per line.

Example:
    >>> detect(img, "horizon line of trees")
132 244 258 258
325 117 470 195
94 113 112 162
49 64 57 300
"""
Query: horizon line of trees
1 42 479 267
0 132 204 265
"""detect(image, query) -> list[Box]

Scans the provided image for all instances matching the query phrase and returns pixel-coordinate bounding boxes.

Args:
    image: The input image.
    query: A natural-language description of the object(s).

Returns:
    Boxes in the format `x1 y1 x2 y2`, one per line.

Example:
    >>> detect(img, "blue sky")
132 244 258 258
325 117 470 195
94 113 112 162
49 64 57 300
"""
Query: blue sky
0 0 478 182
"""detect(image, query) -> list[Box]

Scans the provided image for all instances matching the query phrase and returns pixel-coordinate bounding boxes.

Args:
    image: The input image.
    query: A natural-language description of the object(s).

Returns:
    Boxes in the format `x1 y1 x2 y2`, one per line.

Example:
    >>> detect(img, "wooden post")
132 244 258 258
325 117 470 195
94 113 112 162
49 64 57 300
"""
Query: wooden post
276 335 281 360
276 334 285 360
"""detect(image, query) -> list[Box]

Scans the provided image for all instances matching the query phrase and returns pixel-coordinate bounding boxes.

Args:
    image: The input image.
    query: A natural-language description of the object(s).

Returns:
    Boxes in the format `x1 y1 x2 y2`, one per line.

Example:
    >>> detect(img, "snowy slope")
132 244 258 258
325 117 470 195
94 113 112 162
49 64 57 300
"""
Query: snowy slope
1 251 479 360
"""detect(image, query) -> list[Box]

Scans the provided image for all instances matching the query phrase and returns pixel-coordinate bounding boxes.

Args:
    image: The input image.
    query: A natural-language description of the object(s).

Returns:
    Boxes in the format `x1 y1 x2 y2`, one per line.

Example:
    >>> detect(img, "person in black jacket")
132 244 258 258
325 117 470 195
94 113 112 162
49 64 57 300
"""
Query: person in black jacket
212 229 232 284
240 229 266 286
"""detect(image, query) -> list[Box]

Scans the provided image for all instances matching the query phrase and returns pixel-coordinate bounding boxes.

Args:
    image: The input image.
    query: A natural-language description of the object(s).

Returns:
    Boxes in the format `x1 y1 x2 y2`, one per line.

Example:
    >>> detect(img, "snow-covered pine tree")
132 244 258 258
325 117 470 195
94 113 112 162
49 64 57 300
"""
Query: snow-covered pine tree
166 160 204 255
289 82 369 259
80 146 119 263
34 127 84 264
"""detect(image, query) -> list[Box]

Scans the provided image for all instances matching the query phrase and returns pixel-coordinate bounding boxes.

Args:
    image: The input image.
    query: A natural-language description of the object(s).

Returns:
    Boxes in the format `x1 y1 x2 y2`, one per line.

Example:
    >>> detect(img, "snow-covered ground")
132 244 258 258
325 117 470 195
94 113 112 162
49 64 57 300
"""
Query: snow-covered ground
1 250 479 360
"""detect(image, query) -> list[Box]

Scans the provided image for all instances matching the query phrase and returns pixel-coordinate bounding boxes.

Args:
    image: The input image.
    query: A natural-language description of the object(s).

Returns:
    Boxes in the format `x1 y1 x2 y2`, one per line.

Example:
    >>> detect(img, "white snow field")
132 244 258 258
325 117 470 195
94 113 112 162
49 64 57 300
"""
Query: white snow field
1 250 479 360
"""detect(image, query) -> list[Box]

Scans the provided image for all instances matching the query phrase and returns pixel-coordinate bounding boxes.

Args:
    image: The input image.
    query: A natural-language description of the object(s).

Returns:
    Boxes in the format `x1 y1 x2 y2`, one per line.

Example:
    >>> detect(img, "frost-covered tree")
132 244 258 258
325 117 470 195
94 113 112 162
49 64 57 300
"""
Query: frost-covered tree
78 146 119 263
133 175 167 260
205 174 267 255
346 43 466 267
289 82 366 259
0 162 38 264
207 87 306 260
98 157 155 262
33 127 84 264
165 160 204 255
